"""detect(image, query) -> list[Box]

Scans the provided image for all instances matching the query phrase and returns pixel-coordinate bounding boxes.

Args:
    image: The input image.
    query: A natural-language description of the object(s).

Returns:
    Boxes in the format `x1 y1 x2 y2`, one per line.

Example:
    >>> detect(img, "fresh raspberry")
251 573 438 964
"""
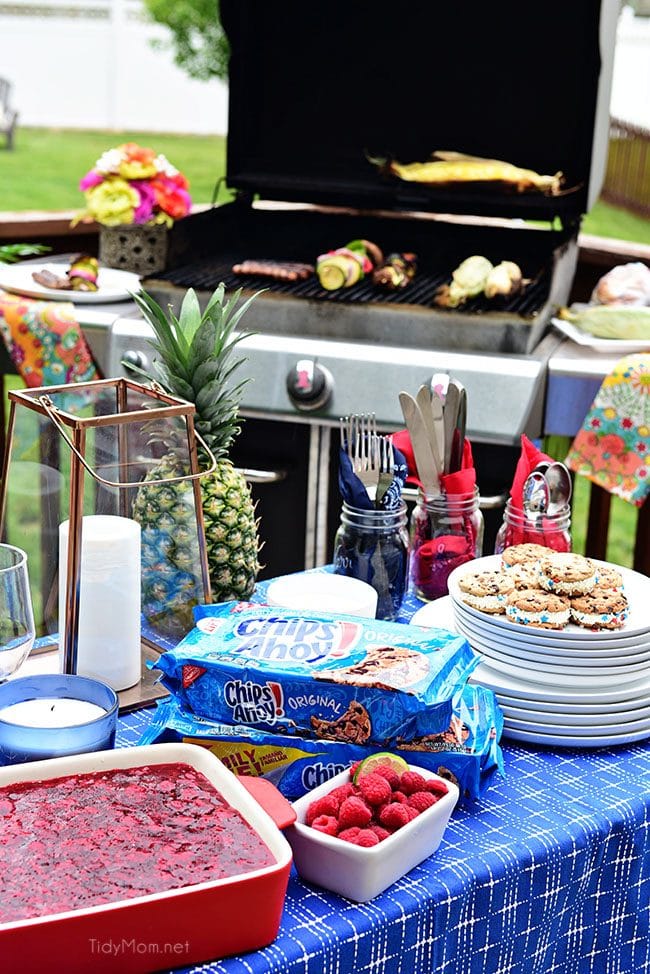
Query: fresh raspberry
305 793 340 825
338 796 373 829
369 824 391 842
338 826 361 843
391 790 407 805
402 805 420 823
310 814 339 836
379 802 411 830
349 760 362 777
329 782 357 804
399 770 427 795
407 791 437 813
353 829 380 847
372 764 401 789
424 778 449 797
357 772 392 806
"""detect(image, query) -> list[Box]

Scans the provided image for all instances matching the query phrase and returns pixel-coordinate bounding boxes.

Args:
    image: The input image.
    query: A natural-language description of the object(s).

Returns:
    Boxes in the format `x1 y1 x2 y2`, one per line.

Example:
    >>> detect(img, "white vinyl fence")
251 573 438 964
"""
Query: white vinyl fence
0 0 228 134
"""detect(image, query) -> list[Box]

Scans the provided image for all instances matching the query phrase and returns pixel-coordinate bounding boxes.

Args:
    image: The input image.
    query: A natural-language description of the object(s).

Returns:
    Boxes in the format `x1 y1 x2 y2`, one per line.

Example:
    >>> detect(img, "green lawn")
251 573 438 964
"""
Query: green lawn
1 128 228 211
1 127 650 247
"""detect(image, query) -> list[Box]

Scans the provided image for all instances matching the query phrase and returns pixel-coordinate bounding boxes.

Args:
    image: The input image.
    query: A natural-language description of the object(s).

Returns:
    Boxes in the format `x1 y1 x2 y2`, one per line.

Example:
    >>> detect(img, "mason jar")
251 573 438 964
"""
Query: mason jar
409 488 484 602
333 502 409 621
494 498 572 554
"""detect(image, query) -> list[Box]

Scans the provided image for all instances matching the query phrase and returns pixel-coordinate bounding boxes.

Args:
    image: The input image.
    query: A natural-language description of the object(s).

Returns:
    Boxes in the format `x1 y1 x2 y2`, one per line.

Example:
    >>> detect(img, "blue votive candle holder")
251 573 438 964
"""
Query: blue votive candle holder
0 674 118 765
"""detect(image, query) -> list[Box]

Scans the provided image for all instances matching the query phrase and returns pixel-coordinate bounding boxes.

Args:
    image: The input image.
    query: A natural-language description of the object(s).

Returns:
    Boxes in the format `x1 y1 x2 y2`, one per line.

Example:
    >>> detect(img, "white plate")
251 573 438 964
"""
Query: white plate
470 660 650 705
499 700 650 727
448 555 650 640
551 316 650 353
457 627 650 685
410 597 456 630
495 689 650 714
504 712 650 737
413 595 650 655
454 617 650 668
501 723 650 749
0 262 141 304
452 600 650 652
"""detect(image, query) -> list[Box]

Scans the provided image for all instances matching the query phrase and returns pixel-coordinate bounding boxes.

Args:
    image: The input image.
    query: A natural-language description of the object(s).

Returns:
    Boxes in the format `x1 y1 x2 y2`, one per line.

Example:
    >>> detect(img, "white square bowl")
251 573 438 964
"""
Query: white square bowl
286 763 459 902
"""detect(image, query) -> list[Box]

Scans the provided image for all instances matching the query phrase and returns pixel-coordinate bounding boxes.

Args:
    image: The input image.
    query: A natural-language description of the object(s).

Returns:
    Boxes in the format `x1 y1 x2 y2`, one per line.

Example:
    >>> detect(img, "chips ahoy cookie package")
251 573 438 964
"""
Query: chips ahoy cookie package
140 683 504 803
152 603 479 746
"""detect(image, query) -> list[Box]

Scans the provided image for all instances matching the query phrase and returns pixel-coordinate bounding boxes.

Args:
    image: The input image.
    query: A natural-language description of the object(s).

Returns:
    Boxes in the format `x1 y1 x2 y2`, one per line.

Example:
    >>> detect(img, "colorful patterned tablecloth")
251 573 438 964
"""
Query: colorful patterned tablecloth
117 581 650 974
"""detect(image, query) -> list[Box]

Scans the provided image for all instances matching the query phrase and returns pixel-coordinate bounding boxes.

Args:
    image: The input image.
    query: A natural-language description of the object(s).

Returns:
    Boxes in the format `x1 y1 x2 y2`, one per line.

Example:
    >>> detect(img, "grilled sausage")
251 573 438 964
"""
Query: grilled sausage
232 260 314 281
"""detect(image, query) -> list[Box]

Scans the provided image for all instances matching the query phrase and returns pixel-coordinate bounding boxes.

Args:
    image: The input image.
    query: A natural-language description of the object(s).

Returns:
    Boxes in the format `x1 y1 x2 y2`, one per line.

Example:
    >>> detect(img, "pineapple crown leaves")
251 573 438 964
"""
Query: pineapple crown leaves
129 284 263 457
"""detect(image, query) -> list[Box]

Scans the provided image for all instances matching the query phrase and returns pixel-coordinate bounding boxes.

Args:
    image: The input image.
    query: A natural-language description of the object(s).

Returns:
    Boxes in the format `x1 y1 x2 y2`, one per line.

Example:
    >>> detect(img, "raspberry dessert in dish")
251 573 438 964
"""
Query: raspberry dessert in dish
0 763 276 924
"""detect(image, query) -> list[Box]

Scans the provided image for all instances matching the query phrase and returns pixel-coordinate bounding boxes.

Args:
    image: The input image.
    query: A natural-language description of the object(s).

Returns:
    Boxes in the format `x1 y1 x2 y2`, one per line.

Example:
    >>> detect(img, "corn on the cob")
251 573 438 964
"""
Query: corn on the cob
382 151 563 195
559 304 650 340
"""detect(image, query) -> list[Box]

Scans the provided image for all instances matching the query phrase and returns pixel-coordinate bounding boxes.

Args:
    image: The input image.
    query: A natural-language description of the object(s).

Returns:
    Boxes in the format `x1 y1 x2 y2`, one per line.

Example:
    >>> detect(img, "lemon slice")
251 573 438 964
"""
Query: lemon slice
352 752 409 782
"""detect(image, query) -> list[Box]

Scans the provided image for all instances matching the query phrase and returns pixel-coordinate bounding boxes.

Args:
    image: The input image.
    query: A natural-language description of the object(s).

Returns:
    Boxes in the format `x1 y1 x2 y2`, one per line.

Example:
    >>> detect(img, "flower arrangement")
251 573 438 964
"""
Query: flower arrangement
75 142 192 228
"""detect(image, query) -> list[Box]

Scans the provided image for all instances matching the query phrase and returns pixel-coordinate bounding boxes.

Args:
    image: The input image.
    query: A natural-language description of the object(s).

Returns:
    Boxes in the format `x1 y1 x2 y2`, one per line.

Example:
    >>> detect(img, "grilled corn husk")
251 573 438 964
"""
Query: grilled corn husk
559 304 650 340
381 151 563 196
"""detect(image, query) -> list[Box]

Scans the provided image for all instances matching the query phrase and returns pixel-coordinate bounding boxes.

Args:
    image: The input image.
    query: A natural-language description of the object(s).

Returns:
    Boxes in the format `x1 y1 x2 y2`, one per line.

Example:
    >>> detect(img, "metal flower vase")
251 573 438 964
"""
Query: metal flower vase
0 378 213 705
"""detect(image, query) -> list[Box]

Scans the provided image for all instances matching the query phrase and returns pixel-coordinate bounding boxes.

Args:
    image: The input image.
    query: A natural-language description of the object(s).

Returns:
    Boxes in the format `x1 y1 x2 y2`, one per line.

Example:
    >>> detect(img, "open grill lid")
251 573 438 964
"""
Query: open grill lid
220 0 617 223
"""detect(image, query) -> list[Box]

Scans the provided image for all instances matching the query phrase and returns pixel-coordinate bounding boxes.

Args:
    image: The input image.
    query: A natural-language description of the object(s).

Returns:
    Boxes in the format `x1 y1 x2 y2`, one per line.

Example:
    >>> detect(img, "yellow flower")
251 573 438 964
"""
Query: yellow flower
117 142 157 180
85 178 139 226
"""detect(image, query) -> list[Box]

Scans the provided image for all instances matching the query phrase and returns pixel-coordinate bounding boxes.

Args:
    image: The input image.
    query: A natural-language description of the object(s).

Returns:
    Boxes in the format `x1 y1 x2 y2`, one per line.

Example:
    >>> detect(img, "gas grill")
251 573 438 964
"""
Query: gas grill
108 0 619 577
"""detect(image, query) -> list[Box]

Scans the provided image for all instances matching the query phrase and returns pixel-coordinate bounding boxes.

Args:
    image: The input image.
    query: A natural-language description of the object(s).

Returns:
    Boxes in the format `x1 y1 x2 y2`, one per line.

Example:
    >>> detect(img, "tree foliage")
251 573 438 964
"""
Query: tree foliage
143 0 229 82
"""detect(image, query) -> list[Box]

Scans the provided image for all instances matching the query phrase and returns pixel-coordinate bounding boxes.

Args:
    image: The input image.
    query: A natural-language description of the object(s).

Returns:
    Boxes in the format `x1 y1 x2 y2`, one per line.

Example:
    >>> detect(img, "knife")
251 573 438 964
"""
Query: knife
449 383 467 474
442 381 460 474
399 391 440 496
428 388 446 473
416 385 444 474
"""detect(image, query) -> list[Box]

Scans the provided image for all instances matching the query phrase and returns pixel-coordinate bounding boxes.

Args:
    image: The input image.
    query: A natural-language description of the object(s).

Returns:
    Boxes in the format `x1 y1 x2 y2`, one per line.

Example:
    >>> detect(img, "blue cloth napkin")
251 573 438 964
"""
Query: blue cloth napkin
338 443 408 510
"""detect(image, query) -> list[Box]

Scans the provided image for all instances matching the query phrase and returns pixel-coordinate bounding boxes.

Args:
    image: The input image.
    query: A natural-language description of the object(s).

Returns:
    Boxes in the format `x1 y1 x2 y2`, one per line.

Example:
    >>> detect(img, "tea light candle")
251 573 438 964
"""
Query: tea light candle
0 674 118 765
59 515 141 691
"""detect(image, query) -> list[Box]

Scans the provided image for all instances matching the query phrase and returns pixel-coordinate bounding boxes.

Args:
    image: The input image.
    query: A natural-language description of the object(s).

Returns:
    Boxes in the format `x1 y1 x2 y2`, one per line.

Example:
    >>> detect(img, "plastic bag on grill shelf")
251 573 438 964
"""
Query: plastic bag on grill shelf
138 682 504 803
150 603 479 747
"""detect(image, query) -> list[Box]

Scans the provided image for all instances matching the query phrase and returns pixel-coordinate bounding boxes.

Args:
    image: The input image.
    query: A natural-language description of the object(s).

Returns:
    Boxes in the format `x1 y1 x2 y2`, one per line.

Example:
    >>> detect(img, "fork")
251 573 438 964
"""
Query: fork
375 436 395 508
340 413 381 500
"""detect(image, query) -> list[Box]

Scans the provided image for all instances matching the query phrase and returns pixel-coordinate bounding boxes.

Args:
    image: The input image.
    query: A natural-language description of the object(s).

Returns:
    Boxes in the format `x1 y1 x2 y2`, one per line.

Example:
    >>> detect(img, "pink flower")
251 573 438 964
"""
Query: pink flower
79 169 104 191
589 418 602 429
131 180 157 225
621 417 634 429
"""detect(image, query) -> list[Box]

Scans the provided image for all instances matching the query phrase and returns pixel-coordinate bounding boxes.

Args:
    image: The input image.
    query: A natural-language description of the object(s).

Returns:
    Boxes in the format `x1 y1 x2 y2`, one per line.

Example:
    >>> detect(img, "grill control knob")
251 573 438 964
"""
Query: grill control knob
286 359 333 411
121 349 149 373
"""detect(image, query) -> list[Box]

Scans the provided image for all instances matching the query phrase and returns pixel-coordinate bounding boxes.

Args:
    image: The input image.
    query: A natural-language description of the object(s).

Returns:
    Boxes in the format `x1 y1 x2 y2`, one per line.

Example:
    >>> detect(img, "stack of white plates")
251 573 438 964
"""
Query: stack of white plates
411 555 650 748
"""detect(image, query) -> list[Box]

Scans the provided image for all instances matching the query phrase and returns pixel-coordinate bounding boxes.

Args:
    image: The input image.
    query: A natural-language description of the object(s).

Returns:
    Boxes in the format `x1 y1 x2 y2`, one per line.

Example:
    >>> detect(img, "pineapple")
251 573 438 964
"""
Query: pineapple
130 284 261 637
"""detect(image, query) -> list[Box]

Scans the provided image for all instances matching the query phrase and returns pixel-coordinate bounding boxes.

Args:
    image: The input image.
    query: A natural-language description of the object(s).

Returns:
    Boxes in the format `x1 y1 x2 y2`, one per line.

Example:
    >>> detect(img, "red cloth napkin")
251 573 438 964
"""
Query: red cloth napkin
391 429 476 494
509 434 553 511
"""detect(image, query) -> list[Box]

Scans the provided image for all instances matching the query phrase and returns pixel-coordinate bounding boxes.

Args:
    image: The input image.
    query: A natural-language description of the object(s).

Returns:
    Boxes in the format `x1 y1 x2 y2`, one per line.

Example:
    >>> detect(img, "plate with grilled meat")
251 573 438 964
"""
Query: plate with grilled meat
0 261 141 304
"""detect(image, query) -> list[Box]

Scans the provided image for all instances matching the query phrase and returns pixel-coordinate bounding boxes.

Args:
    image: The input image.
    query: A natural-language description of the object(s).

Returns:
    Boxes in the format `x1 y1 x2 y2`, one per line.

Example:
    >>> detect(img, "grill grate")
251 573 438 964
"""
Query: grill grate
152 255 552 318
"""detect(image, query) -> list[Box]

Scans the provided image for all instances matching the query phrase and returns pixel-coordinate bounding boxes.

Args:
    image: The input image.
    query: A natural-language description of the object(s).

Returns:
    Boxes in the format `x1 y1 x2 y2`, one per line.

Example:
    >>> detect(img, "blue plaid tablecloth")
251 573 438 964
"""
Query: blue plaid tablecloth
116 577 650 974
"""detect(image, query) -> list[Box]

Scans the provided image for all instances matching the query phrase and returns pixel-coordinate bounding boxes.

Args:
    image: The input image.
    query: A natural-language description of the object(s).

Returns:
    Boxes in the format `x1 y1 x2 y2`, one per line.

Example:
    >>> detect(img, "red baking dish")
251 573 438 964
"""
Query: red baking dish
0 743 295 974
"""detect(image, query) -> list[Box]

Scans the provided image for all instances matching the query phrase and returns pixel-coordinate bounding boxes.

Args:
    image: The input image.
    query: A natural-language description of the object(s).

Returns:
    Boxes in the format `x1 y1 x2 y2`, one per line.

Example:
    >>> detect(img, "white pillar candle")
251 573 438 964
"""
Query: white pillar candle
0 697 106 728
59 515 141 691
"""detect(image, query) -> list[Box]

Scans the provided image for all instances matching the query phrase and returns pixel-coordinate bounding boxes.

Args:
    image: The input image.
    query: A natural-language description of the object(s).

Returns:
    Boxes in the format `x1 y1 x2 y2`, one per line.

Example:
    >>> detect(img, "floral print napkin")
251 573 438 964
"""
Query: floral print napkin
566 353 650 507
0 289 98 387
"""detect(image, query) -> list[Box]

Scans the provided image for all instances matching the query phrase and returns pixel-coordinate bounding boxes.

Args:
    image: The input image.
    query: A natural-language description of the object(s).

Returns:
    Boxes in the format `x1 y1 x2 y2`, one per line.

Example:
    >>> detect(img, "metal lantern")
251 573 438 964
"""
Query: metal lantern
0 378 212 705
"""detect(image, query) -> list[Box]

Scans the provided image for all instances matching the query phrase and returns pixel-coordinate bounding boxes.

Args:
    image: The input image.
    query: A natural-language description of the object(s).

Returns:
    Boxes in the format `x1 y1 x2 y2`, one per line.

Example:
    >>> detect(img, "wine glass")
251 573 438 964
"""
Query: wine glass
0 544 36 682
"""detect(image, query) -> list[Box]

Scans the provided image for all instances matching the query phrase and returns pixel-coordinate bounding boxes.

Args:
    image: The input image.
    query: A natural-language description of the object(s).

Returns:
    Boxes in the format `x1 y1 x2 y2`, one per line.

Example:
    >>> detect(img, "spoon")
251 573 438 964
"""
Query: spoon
545 462 572 515
522 471 549 530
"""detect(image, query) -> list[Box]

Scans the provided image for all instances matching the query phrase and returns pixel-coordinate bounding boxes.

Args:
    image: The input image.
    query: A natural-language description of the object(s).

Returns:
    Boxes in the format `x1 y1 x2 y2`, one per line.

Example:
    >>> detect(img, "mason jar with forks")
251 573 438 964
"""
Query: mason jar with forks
333 414 409 621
